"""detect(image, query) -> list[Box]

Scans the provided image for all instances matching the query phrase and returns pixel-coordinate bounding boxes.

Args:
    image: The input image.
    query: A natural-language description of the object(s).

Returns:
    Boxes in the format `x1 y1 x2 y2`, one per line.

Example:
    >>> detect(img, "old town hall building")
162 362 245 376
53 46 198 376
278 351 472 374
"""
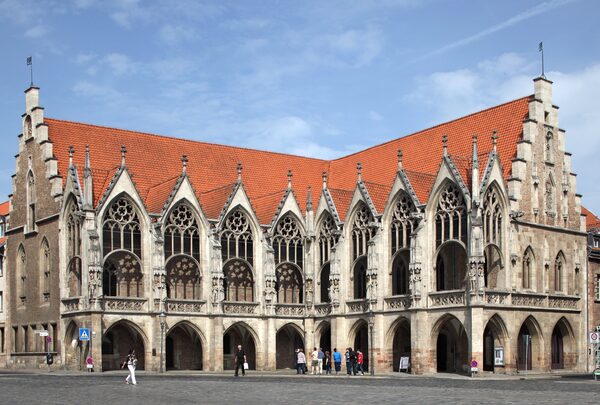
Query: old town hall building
2 77 590 374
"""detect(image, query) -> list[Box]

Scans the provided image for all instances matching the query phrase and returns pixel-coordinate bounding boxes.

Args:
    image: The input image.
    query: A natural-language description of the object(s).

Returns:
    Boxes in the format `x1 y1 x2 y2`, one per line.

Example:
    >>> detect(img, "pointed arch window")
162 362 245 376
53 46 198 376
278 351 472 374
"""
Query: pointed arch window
66 201 82 297
223 259 254 302
522 248 534 290
40 238 50 302
483 186 503 247
434 182 467 248
164 203 201 262
16 245 26 304
102 197 142 258
352 204 375 261
318 212 339 267
273 214 303 268
26 171 36 232
221 209 253 266
276 263 303 303
164 203 202 300
391 191 418 255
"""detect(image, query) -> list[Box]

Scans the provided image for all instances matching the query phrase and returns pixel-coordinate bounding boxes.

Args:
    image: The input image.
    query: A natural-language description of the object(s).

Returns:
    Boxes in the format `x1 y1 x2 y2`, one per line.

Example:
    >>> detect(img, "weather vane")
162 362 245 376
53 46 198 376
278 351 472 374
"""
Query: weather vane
538 42 545 78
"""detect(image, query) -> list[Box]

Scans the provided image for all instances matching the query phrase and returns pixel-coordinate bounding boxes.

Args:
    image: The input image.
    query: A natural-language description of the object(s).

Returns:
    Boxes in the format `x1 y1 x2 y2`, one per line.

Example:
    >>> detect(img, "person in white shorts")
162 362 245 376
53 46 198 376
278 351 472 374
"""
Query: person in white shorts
311 347 319 375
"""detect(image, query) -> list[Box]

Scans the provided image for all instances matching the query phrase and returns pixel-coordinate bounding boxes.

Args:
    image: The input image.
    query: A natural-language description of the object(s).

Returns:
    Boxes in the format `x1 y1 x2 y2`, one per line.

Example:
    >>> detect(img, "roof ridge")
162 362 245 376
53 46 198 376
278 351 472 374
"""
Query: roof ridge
45 118 330 163
147 174 181 191
332 95 532 162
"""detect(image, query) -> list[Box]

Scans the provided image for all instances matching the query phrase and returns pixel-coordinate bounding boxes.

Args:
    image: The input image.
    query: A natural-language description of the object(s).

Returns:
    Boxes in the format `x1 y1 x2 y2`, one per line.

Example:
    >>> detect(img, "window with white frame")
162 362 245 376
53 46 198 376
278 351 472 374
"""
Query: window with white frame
595 274 600 301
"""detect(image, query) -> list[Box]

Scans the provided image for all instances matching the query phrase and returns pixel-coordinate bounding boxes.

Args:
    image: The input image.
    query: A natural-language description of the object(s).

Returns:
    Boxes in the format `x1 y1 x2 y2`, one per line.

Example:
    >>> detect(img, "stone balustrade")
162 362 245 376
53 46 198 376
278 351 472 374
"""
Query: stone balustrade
314 303 332 316
384 295 411 310
103 297 147 312
274 304 306 317
61 297 81 313
346 299 370 313
165 299 206 314
429 290 465 307
222 301 259 315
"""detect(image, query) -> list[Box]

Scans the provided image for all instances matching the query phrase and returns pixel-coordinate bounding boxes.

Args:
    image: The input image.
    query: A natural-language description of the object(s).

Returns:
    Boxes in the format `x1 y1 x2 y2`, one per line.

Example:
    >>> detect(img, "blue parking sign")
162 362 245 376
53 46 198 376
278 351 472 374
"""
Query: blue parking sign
79 328 90 341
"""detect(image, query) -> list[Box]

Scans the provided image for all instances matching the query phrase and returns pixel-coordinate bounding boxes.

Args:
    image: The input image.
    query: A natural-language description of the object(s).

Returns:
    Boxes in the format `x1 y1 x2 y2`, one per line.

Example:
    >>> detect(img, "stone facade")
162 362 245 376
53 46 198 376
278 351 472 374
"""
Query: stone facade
3 78 589 374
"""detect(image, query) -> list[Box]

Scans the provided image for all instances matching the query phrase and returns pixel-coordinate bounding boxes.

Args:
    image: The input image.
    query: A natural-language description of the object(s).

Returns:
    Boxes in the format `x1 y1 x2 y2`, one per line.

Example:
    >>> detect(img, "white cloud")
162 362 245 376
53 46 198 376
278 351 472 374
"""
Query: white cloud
103 53 137 76
157 24 196 45
24 25 48 38
75 52 96 64
72 81 123 101
306 26 384 68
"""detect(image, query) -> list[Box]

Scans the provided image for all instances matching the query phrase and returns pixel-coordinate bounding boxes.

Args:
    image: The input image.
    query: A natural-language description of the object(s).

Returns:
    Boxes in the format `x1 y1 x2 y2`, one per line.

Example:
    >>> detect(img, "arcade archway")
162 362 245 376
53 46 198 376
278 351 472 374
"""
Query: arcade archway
102 321 145 371
276 324 304 369
223 323 257 370
166 322 203 370
391 318 411 372
434 315 468 373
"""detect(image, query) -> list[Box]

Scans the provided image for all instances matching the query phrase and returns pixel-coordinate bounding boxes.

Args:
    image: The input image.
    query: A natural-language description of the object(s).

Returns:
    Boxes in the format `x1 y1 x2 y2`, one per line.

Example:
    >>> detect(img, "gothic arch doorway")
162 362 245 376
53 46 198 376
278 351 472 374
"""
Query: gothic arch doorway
102 321 145 371
483 315 508 372
166 322 203 370
317 322 331 353
351 320 369 371
64 321 87 370
551 318 575 370
517 317 542 371
223 323 257 370
276 324 304 369
434 315 468 373
391 318 411 372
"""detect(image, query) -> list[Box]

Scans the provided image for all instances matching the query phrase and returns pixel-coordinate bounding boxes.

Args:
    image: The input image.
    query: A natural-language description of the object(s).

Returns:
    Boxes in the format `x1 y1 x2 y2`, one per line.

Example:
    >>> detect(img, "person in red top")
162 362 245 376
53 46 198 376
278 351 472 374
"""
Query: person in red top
356 349 365 375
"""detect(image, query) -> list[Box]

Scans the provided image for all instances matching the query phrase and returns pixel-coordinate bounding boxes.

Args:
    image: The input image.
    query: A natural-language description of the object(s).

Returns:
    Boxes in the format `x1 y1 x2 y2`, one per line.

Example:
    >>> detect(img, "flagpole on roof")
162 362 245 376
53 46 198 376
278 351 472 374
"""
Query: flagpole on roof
27 56 33 87
539 42 545 78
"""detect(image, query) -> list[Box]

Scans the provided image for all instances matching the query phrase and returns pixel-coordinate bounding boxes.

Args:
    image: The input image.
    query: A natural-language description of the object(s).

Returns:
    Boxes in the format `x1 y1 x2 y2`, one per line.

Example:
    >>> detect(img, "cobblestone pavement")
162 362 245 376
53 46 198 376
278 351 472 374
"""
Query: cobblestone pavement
1 371 599 405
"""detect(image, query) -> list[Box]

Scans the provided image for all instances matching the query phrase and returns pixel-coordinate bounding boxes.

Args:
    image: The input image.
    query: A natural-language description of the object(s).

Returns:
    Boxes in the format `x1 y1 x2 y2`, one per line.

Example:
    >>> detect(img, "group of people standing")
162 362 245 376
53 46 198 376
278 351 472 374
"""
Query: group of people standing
295 347 365 376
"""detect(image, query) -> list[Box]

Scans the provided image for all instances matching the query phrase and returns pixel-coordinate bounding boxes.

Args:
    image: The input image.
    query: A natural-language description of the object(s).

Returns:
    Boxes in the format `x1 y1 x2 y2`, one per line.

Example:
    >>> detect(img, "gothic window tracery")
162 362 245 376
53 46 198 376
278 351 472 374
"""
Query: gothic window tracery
275 263 303 303
554 252 565 292
102 197 142 258
66 201 82 297
164 203 202 300
223 259 254 302
390 191 418 255
221 209 253 266
522 247 534 290
24 115 32 140
434 182 467 248
483 186 503 247
318 212 338 267
273 214 303 268
352 204 375 261
102 197 143 297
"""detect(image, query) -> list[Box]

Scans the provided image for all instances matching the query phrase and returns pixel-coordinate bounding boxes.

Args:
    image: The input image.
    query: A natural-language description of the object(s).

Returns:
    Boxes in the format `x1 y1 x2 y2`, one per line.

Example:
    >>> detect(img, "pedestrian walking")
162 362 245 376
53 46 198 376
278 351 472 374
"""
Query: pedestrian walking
122 348 137 385
234 344 247 377
317 347 325 375
356 349 364 375
333 348 342 375
311 347 319 375
345 348 351 375
324 351 332 375
348 347 357 375
297 348 306 374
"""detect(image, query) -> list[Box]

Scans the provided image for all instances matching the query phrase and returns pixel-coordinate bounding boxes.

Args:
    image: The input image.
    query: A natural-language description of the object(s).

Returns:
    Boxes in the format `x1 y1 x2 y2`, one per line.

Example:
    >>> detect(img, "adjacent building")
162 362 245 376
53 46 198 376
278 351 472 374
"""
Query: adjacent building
0 200 7 361
3 77 589 374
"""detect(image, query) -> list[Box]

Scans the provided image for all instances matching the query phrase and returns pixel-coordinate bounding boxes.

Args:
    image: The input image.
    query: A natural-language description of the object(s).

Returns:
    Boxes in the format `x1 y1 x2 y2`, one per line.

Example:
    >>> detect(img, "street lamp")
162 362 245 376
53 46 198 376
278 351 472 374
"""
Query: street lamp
368 309 374 376
159 311 166 373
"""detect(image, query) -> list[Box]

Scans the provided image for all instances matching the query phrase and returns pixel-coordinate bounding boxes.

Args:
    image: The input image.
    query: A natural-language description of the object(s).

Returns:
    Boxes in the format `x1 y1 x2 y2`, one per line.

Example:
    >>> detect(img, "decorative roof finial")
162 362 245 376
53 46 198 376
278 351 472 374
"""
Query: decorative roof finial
68 145 74 166
83 145 93 210
442 135 448 157
306 186 313 211
397 149 403 171
472 134 479 166
120 145 127 167
322 171 328 190
237 162 243 182
84 145 91 173
287 169 293 190
357 162 362 182
181 155 188 174
492 130 498 153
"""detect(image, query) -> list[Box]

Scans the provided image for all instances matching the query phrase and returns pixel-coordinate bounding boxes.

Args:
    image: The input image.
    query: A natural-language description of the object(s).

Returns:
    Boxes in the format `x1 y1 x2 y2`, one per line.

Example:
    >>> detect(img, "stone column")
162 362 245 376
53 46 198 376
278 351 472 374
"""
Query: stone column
212 317 223 372
410 310 429 374
468 306 484 376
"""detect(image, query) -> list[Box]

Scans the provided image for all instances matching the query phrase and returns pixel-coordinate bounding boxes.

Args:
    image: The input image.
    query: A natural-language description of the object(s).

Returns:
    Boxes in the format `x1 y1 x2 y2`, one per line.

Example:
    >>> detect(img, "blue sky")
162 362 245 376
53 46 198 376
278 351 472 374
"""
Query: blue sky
1 0 599 213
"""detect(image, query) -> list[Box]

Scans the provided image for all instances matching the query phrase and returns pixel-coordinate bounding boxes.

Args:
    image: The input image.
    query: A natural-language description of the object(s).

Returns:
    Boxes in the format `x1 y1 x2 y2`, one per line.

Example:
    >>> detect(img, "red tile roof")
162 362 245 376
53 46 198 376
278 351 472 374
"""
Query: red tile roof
0 201 8 216
45 95 531 224
582 206 600 231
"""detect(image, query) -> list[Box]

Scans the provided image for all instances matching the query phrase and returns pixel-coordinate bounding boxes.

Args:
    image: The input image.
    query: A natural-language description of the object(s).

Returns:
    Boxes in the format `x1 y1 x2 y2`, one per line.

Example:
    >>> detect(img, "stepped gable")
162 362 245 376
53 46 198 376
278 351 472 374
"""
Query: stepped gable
328 96 531 202
45 95 531 222
582 206 600 231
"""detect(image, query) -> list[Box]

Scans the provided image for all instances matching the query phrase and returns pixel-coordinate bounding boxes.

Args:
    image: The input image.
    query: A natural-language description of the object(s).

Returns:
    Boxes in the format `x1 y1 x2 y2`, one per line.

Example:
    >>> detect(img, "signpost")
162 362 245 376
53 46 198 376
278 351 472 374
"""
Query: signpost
79 328 90 341
591 329 600 380
470 360 478 377
399 356 410 373
79 327 91 372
